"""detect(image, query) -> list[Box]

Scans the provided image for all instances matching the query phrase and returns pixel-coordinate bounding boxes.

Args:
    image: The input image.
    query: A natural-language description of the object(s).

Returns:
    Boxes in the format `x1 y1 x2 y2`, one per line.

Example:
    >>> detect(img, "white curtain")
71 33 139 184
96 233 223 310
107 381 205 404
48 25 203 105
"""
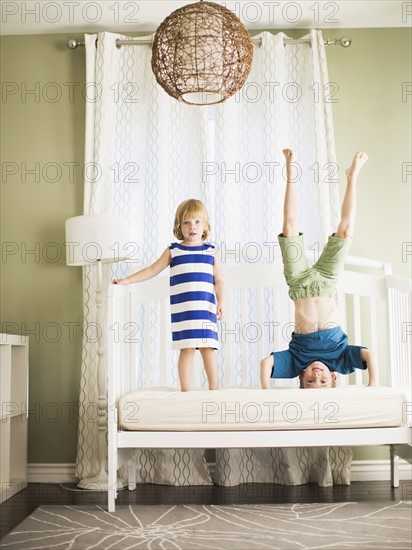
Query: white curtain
210 30 338 252
75 30 346 485
208 29 339 387
76 31 207 480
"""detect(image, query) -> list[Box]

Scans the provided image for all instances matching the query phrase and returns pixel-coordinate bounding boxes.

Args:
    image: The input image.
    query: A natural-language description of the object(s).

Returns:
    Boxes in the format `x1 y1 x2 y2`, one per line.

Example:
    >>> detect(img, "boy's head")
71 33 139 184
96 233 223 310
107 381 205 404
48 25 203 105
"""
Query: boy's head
299 361 337 389
173 199 211 241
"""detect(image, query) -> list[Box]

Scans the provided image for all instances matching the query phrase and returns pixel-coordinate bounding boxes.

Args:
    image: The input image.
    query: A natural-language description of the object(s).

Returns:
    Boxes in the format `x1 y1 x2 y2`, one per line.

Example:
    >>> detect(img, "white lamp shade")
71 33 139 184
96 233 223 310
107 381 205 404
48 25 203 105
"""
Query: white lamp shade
65 213 127 266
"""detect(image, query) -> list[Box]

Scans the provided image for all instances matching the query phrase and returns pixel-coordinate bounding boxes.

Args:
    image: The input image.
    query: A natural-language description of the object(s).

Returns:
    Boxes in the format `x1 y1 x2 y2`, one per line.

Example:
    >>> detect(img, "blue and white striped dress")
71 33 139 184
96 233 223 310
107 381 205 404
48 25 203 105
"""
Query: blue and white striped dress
169 242 219 350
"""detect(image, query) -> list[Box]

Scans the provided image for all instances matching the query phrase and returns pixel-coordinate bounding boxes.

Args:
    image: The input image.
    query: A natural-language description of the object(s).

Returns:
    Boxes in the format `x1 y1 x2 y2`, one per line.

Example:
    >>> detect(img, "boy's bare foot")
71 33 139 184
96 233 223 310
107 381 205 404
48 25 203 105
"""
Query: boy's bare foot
282 148 294 163
282 148 299 181
346 151 368 179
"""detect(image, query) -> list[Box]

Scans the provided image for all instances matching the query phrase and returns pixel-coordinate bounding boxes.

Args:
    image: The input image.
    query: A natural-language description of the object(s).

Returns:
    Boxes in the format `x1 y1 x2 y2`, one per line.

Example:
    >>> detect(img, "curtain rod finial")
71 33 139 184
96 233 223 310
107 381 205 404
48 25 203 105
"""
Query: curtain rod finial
67 38 84 49
340 37 351 48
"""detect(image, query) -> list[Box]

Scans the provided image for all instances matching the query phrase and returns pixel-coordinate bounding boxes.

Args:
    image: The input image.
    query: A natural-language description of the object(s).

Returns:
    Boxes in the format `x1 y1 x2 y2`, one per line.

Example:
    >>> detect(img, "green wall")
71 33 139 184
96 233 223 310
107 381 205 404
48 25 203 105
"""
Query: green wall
325 28 411 280
1 34 86 463
324 27 411 461
1 28 411 466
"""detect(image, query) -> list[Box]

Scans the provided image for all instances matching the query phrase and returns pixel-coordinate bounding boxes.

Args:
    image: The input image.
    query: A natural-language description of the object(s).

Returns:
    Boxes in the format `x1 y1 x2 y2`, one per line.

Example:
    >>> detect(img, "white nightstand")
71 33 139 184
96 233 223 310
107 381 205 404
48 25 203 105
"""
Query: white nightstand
0 334 29 503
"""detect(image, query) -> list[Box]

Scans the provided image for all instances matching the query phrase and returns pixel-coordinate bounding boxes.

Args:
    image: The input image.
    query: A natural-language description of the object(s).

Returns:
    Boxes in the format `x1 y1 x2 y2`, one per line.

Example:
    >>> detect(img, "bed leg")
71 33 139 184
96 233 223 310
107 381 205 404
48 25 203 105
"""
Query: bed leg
128 452 137 491
108 462 117 512
390 445 400 487
108 485 116 513
108 441 117 512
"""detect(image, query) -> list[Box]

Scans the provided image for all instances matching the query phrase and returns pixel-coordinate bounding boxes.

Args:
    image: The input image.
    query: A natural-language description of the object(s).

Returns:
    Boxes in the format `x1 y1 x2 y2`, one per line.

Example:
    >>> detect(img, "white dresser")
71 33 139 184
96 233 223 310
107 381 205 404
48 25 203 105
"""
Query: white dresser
0 334 29 503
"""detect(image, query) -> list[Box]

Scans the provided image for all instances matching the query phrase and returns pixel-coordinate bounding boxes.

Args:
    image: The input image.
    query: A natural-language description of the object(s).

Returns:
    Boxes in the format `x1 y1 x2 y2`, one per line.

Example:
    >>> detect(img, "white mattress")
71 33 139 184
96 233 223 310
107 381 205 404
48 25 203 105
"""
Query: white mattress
118 386 408 431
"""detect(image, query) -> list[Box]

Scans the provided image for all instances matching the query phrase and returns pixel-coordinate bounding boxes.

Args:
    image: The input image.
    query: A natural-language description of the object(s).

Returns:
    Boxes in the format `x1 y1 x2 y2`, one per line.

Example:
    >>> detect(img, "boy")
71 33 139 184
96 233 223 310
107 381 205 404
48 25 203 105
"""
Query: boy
260 149 378 389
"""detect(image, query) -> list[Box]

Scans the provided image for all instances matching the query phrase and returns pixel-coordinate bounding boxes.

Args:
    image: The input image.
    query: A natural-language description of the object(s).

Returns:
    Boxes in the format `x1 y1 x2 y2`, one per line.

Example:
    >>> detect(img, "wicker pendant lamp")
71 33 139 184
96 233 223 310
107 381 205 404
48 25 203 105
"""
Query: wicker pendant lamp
151 0 254 105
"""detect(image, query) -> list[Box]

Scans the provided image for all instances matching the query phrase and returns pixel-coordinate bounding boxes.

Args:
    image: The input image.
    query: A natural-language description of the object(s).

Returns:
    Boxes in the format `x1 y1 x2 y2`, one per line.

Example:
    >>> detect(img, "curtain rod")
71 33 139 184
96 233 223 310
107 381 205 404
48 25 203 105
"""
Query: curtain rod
67 36 351 49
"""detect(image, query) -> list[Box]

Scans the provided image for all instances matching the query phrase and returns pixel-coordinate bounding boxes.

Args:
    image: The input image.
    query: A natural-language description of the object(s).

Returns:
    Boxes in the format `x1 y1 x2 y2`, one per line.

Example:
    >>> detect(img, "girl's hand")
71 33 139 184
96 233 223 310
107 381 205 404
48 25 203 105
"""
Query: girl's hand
217 303 224 320
112 278 129 285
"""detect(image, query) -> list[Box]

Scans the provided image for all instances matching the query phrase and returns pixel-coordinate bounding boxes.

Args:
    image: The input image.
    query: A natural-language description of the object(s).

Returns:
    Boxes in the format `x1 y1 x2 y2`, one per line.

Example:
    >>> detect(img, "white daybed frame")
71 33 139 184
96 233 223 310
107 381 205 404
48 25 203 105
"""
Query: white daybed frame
107 257 412 512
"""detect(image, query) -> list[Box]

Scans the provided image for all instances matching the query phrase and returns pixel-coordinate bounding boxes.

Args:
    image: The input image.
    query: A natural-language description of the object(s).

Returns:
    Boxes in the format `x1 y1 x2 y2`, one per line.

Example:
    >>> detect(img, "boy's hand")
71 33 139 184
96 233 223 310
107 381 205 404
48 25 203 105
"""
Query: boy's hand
361 349 379 387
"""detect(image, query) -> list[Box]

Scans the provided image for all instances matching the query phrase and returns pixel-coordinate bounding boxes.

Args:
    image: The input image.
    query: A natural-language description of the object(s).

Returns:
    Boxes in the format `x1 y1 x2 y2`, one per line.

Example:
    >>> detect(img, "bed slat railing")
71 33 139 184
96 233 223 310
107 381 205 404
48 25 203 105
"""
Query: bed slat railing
386 274 412 391
107 257 411 403
107 256 411 513
256 286 265 376
352 294 363 386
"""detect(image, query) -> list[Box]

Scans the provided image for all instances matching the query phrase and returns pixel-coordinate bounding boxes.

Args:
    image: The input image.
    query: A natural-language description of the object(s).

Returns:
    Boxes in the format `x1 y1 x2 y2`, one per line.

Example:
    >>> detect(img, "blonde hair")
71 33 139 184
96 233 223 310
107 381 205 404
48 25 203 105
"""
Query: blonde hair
173 199 211 241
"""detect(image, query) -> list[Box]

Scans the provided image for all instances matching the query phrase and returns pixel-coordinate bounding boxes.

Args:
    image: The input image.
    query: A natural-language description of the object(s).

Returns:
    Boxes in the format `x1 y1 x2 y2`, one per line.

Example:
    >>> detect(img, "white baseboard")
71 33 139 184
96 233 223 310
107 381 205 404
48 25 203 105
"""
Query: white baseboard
27 460 411 484
350 460 412 482
28 463 78 483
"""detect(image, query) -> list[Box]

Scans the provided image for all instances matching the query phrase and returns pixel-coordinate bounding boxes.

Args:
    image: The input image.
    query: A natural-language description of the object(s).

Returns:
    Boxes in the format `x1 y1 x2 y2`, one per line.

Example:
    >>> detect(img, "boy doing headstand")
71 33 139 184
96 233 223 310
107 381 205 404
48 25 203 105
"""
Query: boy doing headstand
260 149 378 389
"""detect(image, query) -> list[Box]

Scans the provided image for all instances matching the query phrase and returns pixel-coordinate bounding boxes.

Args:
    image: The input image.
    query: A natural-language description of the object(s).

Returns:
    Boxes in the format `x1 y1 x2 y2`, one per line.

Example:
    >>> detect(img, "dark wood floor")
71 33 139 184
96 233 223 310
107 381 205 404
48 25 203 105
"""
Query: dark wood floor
1 480 410 539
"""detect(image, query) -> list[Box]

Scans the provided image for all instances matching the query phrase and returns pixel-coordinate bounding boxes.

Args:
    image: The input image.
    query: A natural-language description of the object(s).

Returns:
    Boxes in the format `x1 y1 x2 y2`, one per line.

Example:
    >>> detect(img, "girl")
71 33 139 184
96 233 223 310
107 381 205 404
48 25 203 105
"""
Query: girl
113 199 225 391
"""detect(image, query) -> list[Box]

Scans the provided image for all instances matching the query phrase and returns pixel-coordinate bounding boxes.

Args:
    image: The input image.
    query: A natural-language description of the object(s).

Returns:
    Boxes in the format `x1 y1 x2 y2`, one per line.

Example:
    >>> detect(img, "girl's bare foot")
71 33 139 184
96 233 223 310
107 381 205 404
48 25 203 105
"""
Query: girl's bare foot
346 151 368 179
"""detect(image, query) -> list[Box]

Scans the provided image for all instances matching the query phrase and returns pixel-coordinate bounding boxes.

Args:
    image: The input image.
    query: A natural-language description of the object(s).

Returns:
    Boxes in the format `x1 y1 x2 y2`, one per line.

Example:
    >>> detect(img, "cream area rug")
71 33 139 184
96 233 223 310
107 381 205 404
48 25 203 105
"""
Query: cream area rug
1 502 411 549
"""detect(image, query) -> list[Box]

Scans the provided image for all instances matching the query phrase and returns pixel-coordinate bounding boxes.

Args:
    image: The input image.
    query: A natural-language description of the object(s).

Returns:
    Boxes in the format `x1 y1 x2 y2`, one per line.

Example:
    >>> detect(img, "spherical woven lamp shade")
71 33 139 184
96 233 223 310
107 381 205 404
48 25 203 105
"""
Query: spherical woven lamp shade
151 1 254 105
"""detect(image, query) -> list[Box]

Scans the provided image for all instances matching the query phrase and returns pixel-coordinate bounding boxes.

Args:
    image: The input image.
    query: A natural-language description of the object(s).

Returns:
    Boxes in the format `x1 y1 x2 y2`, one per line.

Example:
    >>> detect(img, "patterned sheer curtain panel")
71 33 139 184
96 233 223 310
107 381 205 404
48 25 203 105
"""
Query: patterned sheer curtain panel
211 30 339 254
209 30 340 387
209 29 347 487
77 31 208 483
76 30 348 487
